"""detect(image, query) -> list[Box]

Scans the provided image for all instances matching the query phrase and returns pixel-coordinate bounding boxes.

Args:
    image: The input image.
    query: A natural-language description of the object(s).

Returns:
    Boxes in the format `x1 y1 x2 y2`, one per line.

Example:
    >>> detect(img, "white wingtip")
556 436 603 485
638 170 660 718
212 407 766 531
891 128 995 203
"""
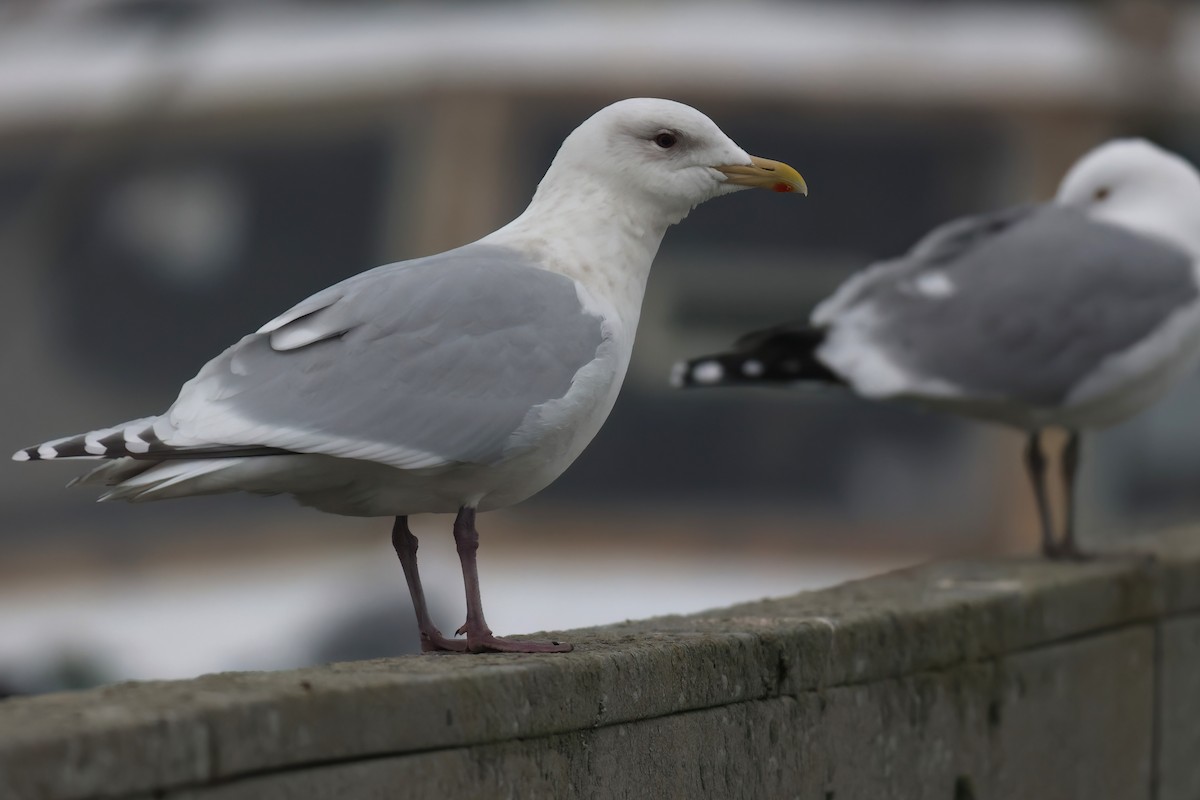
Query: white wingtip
691 361 725 385
11 450 29 462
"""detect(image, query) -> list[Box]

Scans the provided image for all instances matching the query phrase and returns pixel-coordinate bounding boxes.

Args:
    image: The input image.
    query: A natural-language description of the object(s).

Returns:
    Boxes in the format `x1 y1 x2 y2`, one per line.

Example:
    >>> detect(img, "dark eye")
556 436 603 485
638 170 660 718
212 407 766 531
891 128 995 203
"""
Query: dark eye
1094 187 1111 201
653 131 678 149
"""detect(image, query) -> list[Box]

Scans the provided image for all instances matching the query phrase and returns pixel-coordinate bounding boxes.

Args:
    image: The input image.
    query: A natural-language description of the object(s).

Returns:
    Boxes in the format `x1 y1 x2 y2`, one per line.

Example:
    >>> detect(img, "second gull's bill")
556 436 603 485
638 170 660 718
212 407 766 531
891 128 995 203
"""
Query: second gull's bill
14 98 806 654
675 139 1200 559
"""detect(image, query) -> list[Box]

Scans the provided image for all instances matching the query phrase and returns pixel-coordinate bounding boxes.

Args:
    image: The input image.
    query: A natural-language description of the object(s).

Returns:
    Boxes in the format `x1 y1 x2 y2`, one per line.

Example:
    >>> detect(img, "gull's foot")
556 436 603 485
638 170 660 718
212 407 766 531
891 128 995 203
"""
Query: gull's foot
419 630 469 653
454 623 572 653
468 635 573 654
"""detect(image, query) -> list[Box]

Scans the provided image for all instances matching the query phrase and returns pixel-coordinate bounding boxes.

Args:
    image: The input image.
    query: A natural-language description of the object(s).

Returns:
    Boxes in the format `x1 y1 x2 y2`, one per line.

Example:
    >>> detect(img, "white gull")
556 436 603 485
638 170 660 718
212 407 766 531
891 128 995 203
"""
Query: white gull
15 98 806 653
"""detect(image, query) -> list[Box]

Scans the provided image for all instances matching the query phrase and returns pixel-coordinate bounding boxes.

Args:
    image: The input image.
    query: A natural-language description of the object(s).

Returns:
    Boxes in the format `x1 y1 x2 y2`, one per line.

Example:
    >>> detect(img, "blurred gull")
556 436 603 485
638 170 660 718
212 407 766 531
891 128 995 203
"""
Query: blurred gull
675 139 1200 559
14 98 805 654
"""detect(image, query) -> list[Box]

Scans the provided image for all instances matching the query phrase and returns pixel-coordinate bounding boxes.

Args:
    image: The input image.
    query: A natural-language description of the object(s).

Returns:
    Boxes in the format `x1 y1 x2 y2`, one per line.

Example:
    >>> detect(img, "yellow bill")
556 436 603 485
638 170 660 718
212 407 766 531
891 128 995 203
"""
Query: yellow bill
716 156 807 195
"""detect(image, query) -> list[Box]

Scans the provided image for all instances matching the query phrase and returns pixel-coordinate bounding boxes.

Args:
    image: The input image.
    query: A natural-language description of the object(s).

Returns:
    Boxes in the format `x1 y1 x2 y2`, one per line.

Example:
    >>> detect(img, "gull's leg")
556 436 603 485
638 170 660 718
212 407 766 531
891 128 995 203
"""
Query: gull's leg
1058 431 1090 560
452 507 572 654
1023 430 1061 558
391 516 467 653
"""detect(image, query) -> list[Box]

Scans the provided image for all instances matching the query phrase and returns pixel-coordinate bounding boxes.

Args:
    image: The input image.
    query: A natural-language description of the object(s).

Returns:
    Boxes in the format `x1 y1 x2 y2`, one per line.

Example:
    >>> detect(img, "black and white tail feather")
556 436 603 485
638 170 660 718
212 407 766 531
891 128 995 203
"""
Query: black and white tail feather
12 418 295 501
12 418 292 463
671 323 844 389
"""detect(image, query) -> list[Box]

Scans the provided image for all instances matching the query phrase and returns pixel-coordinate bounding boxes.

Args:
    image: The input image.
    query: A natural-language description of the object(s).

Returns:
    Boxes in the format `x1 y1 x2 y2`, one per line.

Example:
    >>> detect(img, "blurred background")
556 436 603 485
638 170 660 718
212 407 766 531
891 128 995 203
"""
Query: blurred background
1 0 1198 696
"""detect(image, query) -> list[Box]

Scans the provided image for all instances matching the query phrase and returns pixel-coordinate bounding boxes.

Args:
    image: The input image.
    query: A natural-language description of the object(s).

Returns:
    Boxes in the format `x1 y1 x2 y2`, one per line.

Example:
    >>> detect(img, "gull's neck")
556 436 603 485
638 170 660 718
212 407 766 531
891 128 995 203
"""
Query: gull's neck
479 175 682 330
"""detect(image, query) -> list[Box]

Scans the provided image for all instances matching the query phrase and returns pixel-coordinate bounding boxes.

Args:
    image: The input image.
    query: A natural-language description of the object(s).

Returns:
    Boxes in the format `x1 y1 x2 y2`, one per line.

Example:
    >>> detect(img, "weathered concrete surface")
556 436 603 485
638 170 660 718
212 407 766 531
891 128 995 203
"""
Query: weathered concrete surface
165 628 1153 800
1158 613 1200 800
1 527 1197 800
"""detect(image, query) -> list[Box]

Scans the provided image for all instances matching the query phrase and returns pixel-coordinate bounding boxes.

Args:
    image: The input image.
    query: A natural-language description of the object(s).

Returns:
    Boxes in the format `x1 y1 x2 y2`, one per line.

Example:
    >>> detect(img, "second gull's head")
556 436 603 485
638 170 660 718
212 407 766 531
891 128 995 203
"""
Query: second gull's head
1057 138 1200 256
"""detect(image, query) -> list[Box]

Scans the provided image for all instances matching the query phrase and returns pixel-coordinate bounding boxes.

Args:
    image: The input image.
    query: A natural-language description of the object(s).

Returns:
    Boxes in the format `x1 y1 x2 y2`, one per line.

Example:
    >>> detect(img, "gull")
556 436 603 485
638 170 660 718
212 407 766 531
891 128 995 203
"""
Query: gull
675 139 1200 559
14 98 806 653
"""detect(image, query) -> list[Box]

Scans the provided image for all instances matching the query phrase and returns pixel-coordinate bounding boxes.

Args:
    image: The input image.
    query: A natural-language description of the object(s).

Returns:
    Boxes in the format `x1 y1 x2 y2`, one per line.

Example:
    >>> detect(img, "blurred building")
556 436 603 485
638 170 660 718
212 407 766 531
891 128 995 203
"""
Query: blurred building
1 0 1198 690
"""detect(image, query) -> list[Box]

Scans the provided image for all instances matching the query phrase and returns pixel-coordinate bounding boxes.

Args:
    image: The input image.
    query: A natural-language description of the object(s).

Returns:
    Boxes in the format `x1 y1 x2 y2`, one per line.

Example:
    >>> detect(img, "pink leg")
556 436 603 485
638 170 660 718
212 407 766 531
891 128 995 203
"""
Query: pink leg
452 507 572 654
391 517 467 653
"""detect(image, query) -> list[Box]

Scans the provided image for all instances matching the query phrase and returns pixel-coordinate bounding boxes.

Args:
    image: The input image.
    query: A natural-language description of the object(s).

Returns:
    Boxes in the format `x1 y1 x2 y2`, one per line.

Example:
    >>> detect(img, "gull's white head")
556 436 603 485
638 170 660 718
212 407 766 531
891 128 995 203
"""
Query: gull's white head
538 98 806 227
1057 138 1200 256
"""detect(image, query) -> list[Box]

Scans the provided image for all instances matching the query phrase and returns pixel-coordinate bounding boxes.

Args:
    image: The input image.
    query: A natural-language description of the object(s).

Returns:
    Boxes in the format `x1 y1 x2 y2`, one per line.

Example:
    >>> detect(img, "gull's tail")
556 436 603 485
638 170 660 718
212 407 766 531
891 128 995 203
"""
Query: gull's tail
671 323 844 389
12 418 163 462
13 418 291 463
13 418 309 503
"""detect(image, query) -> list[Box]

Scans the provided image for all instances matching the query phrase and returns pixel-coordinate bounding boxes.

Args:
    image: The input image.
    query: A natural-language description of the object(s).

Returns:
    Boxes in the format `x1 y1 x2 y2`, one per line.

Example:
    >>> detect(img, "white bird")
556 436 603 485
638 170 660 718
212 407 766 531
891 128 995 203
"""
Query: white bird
14 98 806 654
675 139 1200 559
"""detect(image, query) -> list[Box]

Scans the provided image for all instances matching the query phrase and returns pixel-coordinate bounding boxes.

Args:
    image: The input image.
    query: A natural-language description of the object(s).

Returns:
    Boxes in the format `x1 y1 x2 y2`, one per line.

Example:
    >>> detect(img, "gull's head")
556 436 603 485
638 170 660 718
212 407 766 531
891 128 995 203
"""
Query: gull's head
542 98 806 226
1057 138 1200 256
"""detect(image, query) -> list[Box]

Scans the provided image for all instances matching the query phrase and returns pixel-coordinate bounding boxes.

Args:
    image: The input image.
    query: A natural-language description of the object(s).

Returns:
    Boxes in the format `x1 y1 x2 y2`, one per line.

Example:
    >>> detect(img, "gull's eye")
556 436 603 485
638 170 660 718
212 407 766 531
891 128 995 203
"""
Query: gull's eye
653 131 678 149
1094 187 1111 201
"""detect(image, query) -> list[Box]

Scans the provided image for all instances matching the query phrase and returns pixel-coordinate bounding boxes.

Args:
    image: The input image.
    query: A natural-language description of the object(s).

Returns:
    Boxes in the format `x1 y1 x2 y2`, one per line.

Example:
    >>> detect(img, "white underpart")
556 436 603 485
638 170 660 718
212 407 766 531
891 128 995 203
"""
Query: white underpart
692 361 725 384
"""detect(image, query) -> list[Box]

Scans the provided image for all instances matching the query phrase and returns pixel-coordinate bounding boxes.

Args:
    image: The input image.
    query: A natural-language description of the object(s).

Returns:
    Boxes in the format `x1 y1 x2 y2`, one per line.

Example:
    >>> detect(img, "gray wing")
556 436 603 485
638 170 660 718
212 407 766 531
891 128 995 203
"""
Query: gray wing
161 244 608 469
818 204 1198 405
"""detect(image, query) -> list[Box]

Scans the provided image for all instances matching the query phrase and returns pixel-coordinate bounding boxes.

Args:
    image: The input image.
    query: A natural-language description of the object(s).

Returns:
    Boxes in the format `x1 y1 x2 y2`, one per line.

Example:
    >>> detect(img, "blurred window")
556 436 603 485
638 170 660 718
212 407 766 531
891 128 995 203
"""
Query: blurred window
44 132 390 394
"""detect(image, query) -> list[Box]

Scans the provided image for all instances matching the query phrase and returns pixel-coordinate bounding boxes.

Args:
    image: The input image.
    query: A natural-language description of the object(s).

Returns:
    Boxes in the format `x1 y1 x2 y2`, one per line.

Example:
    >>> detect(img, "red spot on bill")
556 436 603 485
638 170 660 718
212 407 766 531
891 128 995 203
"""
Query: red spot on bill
773 182 795 193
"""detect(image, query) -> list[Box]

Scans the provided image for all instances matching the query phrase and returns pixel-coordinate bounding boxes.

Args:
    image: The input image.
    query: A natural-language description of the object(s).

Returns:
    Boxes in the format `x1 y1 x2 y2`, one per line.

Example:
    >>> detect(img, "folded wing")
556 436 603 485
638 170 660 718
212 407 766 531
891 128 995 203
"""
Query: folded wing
815 204 1198 405
160 244 608 469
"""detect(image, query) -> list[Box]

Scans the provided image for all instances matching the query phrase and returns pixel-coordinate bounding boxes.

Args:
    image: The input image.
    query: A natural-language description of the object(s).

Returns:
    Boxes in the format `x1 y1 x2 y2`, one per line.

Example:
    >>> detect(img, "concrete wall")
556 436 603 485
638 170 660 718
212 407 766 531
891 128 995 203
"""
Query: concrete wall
1 527 1198 800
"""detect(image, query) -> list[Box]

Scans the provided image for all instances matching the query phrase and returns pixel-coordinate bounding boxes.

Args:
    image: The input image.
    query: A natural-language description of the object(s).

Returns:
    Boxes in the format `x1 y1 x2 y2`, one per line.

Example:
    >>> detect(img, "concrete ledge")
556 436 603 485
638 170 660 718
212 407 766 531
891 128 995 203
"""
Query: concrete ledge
2 528 1198 800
